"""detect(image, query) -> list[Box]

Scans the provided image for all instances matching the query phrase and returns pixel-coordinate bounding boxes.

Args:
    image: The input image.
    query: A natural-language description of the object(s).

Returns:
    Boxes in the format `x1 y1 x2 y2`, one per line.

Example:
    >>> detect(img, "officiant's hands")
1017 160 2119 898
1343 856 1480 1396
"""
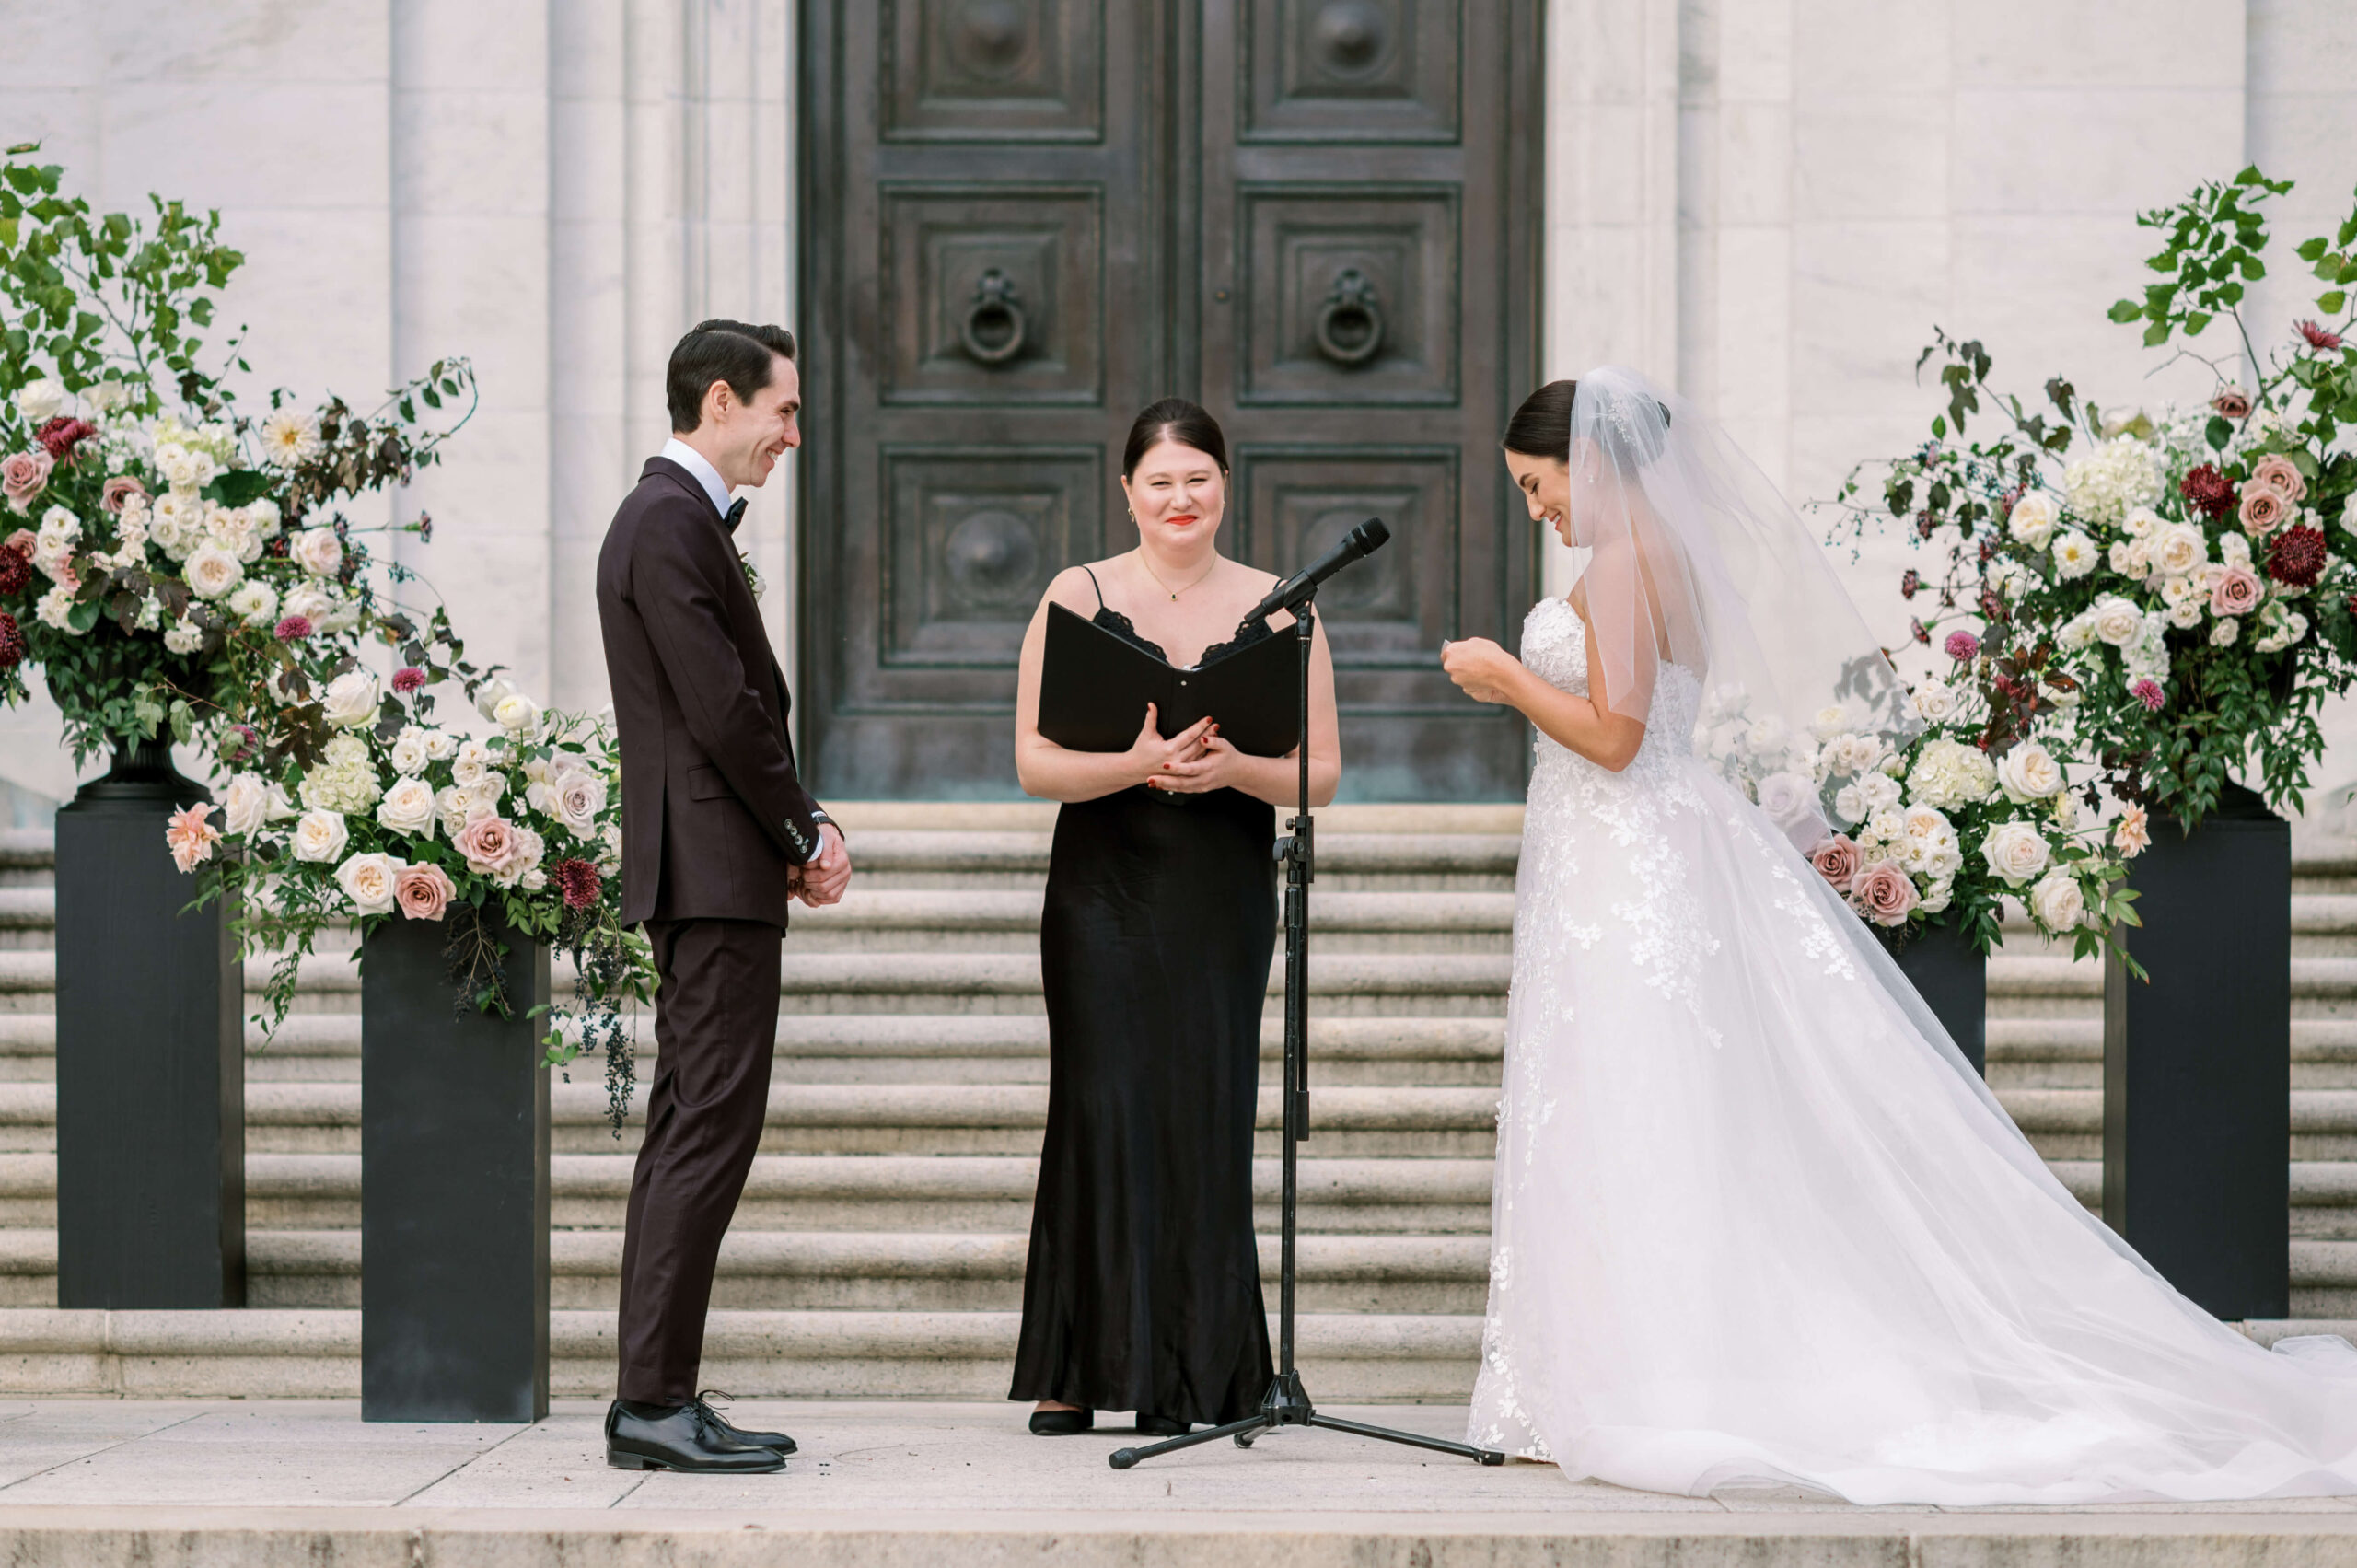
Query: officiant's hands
1148 726 1253 794
1127 703 1215 789
1441 637 1520 704
789 822 853 908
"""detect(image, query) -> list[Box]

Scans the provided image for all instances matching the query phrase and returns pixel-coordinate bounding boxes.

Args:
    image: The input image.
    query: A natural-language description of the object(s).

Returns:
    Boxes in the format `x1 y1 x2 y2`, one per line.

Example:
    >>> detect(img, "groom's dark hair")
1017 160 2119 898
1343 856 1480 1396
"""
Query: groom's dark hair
668 319 798 433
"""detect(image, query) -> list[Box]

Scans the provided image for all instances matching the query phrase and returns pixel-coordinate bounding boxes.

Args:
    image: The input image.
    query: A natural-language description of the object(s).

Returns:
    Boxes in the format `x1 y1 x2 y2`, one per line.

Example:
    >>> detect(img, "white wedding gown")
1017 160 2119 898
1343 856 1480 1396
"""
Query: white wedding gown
1469 596 2357 1505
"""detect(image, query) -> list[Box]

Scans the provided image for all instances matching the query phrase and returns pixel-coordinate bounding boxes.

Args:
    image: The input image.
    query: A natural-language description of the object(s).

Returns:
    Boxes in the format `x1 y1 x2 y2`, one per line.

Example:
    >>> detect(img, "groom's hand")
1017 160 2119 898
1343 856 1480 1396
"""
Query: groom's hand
795 823 852 907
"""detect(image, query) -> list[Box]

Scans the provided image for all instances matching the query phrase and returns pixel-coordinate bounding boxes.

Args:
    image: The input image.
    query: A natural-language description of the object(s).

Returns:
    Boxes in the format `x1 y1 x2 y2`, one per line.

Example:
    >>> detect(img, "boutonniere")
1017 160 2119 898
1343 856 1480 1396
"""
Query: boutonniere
739 552 765 601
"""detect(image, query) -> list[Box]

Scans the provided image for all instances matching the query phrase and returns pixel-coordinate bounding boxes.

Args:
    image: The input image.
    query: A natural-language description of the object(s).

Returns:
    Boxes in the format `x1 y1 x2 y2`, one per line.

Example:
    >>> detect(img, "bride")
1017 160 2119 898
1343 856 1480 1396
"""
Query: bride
1436 366 2357 1505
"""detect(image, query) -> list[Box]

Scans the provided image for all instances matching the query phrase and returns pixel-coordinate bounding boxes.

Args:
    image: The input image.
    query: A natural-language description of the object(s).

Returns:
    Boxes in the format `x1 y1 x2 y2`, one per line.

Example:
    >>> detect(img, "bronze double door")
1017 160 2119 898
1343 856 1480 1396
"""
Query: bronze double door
799 0 1542 799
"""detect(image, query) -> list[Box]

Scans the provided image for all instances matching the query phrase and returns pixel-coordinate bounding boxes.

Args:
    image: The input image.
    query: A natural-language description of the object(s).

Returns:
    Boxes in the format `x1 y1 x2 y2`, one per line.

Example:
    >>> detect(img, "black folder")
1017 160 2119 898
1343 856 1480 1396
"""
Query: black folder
1039 601 1303 758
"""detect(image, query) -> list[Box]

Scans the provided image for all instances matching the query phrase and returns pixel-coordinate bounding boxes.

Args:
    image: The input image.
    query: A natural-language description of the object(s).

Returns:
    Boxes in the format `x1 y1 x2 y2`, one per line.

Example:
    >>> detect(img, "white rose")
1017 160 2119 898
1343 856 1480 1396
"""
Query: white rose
2050 530 2097 581
14 377 64 424
162 619 203 655
225 579 279 627
221 773 273 837
320 668 380 728
2167 596 2204 629
2221 530 2252 568
1752 772 1826 849
375 775 439 840
2107 538 2151 579
1909 682 1959 724
492 691 540 738
2059 612 2099 652
1920 877 1956 914
2007 491 2060 548
552 770 608 838
473 677 517 724
34 584 78 633
389 727 430 775
451 740 494 788
2152 523 2207 578
1744 715 1789 757
2027 870 2087 933
1995 742 2064 803
37 505 78 544
293 527 343 577
1980 819 2052 889
2089 596 2145 647
422 728 458 761
2123 505 2161 539
333 851 400 916
1810 704 1852 741
182 543 244 600
291 808 350 864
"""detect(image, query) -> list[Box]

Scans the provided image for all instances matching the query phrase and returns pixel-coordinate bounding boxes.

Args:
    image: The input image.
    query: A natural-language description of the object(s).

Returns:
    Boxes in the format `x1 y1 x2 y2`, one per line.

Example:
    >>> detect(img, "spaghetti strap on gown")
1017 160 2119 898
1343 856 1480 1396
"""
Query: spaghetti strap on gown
1009 570 1278 1424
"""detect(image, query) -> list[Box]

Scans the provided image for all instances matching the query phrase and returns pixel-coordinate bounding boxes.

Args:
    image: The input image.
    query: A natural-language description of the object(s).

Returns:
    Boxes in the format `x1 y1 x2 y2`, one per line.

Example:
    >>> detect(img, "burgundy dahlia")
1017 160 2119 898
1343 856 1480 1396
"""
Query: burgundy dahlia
0 542 29 598
273 614 314 642
2269 524 2328 587
2296 319 2345 352
2179 463 2236 519
34 417 97 462
391 666 427 694
2131 679 2165 713
1945 630 1980 663
552 857 602 912
0 610 22 670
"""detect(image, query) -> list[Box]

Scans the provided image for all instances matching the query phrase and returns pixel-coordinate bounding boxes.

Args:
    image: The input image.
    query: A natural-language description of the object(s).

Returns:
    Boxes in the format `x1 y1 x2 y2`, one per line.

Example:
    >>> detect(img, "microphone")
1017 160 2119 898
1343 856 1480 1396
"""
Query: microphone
1244 517 1390 625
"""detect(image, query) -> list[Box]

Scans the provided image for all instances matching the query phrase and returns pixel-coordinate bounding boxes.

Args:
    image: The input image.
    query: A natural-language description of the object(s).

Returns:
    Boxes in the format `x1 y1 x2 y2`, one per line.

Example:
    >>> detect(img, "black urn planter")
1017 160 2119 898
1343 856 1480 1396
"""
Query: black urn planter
1882 919 1989 1077
54 739 244 1307
361 912 550 1422
2103 782 2289 1321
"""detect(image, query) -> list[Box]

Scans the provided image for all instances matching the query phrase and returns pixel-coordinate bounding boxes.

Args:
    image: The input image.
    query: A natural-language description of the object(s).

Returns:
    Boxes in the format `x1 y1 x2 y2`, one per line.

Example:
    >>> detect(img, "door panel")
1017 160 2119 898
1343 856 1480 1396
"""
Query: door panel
803 0 1538 799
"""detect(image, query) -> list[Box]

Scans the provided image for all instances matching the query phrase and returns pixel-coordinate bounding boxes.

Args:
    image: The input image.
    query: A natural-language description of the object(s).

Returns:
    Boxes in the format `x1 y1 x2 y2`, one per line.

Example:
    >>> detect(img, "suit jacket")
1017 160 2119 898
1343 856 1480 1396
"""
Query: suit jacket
597 455 825 928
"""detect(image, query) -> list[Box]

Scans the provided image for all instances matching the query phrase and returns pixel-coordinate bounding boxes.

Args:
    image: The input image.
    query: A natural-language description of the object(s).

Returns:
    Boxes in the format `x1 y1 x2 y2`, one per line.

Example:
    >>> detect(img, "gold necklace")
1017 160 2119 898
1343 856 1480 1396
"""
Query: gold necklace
1136 550 1217 601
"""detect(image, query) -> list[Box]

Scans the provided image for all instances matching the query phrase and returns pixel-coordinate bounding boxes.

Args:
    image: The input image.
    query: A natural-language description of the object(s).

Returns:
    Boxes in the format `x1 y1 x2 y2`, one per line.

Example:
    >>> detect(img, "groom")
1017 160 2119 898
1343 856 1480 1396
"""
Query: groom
595 319 853 1473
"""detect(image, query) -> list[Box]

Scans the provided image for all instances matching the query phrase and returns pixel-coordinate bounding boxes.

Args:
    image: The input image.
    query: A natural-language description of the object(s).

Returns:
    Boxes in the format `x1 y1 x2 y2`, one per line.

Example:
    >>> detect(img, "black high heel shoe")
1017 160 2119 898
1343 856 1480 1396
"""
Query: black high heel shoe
1029 1408 1095 1435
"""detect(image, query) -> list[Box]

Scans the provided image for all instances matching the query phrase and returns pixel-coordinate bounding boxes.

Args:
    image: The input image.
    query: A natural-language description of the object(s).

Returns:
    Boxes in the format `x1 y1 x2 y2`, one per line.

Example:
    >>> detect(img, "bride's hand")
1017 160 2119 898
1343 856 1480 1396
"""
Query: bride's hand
1442 637 1520 704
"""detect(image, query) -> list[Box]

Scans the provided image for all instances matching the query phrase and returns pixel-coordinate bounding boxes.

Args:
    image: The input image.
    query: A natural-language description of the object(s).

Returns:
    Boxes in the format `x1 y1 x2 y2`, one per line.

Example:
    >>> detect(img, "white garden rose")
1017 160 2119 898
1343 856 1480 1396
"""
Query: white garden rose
1909 682 1959 724
421 728 459 761
34 585 77 633
1810 704 1852 741
147 492 198 558
292 526 343 577
1744 715 1789 756
333 851 401 916
291 808 350 864
162 619 203 655
492 691 540 738
1833 772 1901 826
2059 612 2099 652
182 543 244 600
376 776 439 839
1980 819 2052 888
2089 596 2145 647
205 505 263 563
1920 877 1956 914
2107 538 2152 579
2027 870 2087 933
221 773 273 837
450 739 495 788
2152 523 2208 578
225 579 279 627
1752 772 1825 848
320 668 380 728
2221 529 2253 568
37 505 78 544
1995 742 2063 803
1988 558 2033 601
2122 505 2162 539
2051 530 2097 580
552 769 608 838
14 378 64 424
473 677 518 724
2167 596 2204 630
2007 491 2060 548
435 784 481 835
388 727 431 775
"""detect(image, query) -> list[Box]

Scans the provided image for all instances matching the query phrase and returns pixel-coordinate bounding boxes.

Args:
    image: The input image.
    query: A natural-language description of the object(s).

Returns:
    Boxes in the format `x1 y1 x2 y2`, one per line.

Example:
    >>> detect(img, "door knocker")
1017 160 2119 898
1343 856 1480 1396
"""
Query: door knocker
1313 268 1384 366
959 269 1028 366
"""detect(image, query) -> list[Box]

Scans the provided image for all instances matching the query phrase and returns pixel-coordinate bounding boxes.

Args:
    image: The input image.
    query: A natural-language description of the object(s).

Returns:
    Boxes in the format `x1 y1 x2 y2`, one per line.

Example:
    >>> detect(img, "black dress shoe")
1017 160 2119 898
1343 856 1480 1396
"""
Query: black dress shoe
606 1400 785 1473
1029 1408 1095 1435
695 1390 795 1455
1136 1413 1190 1437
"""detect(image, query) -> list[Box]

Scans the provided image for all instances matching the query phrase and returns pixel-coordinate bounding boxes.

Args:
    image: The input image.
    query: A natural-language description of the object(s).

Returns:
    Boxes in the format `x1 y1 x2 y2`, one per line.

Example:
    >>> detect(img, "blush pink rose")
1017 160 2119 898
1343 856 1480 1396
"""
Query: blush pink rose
101 475 148 515
2248 453 2306 504
0 450 52 513
1848 859 1921 928
2238 484 2288 536
392 863 455 921
1809 834 1863 893
455 812 519 875
2211 564 2265 616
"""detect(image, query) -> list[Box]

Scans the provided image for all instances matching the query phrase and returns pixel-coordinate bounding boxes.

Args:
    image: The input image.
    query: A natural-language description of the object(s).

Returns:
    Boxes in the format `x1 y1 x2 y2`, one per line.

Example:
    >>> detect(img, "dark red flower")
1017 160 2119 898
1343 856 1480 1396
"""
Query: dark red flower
2180 463 2235 519
2296 319 2344 351
0 610 22 670
273 614 314 642
0 542 29 598
1916 512 1935 540
2131 679 2165 713
219 723 261 765
34 417 98 462
2268 523 2328 587
1945 630 1980 663
1900 569 1920 600
552 857 602 912
1910 618 1931 645
391 666 427 694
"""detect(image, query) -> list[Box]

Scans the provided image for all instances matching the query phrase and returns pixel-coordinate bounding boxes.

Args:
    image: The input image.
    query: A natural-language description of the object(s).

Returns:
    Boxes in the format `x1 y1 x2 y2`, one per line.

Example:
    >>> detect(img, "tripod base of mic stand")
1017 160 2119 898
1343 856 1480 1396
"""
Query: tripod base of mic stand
1106 1369 1506 1470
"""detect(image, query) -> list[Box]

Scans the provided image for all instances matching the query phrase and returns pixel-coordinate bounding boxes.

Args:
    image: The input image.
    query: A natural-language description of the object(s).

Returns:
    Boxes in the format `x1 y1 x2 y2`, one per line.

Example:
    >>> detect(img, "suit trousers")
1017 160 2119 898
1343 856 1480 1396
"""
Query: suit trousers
615 917 782 1403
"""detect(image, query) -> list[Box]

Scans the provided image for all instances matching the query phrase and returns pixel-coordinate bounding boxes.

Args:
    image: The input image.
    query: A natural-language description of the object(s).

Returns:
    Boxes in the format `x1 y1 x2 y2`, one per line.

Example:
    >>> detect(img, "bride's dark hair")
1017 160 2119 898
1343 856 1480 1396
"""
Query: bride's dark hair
1124 398 1229 478
1503 379 1577 459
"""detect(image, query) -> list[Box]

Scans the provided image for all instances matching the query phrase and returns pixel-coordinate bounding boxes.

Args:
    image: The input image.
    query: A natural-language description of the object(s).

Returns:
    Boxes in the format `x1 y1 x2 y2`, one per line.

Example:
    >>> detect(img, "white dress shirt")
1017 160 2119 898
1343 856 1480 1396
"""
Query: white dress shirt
659 436 736 518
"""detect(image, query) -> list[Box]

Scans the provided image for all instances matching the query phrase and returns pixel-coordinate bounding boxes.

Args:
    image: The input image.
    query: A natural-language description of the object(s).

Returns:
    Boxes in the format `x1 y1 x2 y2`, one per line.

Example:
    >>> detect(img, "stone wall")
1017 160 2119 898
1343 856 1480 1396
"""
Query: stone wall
2 0 2352 806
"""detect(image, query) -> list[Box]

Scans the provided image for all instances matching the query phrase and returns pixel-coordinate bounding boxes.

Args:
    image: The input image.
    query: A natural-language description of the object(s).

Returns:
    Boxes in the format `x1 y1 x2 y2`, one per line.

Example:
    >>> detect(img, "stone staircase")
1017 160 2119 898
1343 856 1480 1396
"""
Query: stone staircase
0 804 2351 1399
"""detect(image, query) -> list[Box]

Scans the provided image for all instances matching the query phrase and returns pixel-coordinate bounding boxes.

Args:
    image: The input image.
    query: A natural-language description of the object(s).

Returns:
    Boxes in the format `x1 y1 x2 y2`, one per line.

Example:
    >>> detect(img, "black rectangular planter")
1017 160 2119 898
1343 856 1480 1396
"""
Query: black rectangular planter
361 912 550 1423
2103 783 2289 1321
54 743 244 1308
1886 919 1988 1077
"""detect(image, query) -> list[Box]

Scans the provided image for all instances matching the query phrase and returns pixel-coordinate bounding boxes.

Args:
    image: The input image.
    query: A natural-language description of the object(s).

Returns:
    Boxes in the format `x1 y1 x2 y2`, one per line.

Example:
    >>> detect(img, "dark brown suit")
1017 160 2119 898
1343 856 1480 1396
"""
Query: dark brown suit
597 454 825 1403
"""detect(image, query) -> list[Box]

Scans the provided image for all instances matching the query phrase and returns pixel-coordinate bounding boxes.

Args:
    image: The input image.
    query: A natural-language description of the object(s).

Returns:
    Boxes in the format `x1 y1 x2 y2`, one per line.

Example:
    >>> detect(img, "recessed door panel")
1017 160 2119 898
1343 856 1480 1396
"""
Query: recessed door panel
884 0 1105 142
1242 0 1462 144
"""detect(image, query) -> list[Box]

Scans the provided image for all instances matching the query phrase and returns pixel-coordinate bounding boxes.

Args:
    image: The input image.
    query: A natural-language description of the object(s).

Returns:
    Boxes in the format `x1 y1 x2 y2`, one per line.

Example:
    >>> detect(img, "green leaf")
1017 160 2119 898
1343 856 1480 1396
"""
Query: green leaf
2143 320 2172 347
2323 290 2350 315
2206 415 2233 450
203 469 276 507
2299 237 2330 262
2107 298 2144 323
64 599 100 634
2184 310 2213 336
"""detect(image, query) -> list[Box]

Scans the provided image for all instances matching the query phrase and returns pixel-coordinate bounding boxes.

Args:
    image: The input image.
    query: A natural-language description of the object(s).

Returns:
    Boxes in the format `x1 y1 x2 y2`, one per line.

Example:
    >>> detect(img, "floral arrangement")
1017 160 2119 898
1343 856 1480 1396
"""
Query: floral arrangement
1837 168 2357 830
0 147 472 762
166 619 655 1131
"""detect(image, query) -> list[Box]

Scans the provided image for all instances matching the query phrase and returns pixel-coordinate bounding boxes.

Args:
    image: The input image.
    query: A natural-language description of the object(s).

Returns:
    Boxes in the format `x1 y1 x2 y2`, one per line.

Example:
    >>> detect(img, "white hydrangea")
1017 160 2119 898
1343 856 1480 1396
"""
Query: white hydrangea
1906 738 2000 810
2062 436 2164 528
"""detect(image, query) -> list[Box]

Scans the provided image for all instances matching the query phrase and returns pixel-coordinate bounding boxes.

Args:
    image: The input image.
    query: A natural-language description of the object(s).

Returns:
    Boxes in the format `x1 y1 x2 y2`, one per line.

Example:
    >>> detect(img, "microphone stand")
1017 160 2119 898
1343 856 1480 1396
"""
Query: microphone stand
1109 585 1505 1472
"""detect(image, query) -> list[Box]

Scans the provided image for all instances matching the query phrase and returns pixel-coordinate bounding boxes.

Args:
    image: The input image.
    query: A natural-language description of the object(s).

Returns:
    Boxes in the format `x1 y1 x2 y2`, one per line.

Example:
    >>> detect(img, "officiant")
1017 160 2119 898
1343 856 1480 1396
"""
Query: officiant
1007 398 1340 1438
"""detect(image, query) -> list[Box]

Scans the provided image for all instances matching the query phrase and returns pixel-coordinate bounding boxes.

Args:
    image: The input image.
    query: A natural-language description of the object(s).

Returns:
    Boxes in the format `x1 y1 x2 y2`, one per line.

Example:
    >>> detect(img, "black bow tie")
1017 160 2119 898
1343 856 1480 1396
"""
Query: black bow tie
722 497 747 535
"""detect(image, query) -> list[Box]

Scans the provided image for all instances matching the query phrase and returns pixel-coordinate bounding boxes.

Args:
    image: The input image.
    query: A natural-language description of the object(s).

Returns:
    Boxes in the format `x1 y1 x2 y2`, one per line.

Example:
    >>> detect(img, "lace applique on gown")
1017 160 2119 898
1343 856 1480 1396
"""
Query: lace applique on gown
1469 596 2357 1505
